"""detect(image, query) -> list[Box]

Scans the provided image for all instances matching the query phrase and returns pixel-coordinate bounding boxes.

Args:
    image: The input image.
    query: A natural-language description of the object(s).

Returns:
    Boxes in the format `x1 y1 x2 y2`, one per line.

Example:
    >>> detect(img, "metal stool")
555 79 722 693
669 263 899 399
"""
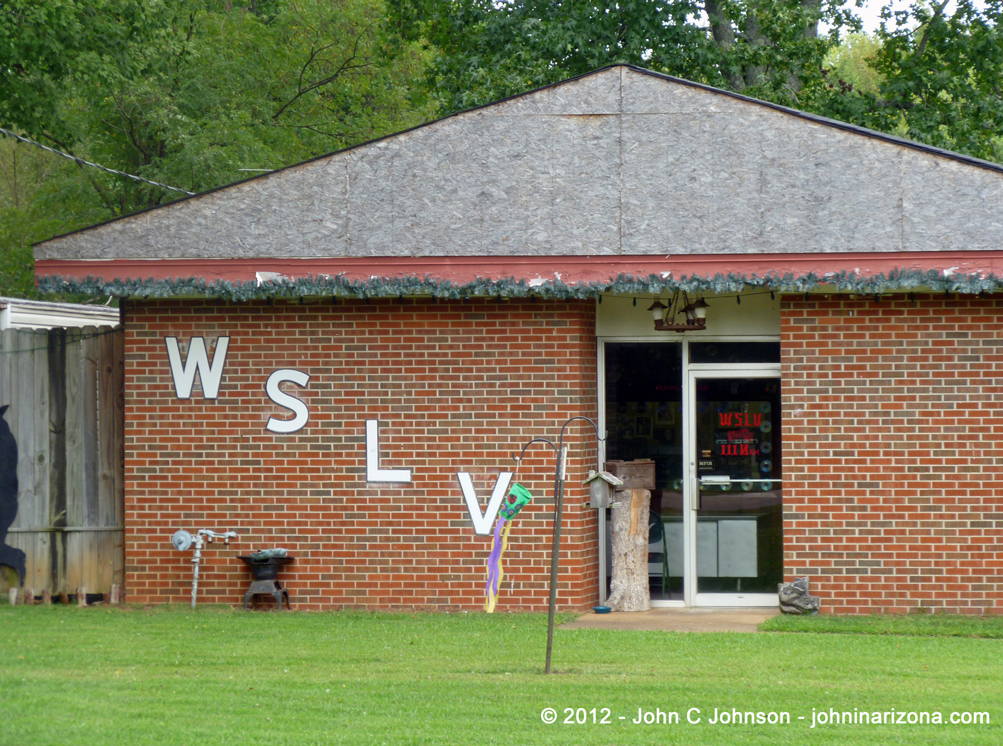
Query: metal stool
238 555 293 611
243 579 290 610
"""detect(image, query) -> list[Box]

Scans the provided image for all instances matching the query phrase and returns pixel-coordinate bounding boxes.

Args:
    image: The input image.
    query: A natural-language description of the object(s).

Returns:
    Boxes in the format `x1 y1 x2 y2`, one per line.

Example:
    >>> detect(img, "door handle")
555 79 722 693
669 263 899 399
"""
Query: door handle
700 475 731 486
698 475 729 507
693 477 702 511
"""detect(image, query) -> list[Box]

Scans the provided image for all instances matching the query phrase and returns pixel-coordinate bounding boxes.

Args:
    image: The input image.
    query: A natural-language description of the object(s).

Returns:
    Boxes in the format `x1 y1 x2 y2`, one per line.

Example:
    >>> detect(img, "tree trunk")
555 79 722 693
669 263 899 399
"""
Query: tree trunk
743 13 767 89
607 488 651 612
705 0 745 92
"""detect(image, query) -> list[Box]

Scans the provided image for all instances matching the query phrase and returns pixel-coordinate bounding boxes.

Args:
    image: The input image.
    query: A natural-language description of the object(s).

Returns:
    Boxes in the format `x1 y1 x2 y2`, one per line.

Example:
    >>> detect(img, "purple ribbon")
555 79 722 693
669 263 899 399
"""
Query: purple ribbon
486 516 507 598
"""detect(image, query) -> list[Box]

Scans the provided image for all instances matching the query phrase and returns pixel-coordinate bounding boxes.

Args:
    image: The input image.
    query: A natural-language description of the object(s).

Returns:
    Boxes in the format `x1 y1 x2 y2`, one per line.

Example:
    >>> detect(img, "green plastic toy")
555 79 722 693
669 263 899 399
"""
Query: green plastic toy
499 483 532 520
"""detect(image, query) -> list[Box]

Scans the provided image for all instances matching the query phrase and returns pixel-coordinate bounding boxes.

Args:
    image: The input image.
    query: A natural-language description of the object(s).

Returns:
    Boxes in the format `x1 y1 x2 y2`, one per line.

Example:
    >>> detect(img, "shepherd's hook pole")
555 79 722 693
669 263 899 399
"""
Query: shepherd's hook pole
544 445 567 674
516 417 602 674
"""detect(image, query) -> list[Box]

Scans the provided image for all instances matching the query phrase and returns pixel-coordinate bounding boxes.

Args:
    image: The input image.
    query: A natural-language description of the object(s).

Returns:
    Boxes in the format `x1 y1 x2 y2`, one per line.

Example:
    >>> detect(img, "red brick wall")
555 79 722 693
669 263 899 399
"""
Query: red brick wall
123 298 599 611
782 294 1003 614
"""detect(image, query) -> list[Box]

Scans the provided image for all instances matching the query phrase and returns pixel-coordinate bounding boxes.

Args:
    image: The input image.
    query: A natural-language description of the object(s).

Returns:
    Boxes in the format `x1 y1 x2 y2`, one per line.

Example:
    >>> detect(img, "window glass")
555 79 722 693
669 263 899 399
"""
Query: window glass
688 342 780 364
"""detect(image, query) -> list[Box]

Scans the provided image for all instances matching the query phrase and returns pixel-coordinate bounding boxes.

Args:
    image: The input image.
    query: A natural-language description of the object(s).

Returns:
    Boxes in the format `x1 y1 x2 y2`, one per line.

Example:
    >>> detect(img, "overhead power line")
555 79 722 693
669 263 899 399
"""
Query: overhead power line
0 126 196 196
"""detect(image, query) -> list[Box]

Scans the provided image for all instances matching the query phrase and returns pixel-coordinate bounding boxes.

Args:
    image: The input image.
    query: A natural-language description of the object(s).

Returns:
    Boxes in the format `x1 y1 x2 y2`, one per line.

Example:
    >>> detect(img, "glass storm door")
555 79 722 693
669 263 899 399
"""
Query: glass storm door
603 343 685 603
688 372 782 606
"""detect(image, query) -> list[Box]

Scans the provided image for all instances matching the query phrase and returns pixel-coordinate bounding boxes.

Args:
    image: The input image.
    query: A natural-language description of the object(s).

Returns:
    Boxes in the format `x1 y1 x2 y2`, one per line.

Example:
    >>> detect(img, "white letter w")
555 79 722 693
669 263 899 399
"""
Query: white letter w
164 336 230 399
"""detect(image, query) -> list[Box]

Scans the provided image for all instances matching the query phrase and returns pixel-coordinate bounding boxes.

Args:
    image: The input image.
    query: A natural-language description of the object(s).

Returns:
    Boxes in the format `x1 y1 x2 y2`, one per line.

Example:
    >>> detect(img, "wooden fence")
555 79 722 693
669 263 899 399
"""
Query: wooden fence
0 326 124 598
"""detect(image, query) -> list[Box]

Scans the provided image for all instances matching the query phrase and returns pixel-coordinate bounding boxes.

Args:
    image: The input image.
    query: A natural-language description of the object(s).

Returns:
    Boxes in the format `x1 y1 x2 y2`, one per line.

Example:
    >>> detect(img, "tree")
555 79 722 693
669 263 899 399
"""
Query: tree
816 0 1003 163
0 0 437 296
421 0 856 114
0 0 436 217
823 32 884 95
424 1 1003 163
0 139 67 298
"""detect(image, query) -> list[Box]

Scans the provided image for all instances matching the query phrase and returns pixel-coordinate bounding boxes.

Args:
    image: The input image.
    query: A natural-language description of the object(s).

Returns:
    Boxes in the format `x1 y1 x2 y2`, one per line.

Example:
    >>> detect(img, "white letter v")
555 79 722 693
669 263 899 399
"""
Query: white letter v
456 472 513 536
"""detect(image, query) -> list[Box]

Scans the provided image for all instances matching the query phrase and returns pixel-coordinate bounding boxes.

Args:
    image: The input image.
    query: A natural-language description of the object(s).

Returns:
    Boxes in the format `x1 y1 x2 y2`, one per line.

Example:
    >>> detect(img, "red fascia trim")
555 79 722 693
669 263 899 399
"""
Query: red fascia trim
34 252 1003 285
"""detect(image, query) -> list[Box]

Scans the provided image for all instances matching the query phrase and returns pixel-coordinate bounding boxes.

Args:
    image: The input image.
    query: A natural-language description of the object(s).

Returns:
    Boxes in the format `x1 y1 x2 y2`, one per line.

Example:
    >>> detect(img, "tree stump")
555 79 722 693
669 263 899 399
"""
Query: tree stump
607 488 651 612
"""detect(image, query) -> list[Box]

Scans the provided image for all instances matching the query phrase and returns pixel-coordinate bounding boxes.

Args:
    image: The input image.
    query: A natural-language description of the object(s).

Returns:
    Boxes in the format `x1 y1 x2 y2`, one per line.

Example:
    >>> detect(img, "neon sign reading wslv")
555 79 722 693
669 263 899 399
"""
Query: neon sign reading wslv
165 336 506 533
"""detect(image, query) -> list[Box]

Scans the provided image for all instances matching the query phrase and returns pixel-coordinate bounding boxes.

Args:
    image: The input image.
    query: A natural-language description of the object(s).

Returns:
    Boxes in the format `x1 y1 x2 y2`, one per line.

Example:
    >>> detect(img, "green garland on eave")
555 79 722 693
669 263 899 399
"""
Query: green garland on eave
36 267 1003 301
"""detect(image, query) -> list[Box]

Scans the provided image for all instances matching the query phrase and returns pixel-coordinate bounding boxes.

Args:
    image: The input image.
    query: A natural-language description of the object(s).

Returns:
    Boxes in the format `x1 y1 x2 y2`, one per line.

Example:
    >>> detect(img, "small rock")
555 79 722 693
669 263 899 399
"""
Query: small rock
778 577 820 615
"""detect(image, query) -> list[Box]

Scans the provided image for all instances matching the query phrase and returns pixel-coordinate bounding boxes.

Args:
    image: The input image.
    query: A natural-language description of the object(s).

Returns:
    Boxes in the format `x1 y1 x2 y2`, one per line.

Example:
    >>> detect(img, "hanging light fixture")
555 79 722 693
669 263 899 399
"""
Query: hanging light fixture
682 297 709 324
647 299 668 324
652 291 709 332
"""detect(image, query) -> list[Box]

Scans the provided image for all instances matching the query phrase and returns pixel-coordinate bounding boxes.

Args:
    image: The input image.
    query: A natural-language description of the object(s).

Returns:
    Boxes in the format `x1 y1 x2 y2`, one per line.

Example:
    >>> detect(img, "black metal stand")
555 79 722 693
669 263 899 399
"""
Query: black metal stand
513 416 602 674
238 555 293 611
243 579 290 610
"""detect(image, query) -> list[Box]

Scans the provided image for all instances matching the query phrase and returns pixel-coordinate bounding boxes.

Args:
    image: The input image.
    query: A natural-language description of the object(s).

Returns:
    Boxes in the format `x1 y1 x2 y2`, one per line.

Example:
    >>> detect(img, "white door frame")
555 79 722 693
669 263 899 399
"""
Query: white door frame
685 364 780 607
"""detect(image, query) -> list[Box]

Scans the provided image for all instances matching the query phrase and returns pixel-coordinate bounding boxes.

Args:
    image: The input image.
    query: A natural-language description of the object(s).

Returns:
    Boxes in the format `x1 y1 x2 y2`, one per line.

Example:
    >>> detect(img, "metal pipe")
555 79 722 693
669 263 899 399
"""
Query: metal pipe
184 529 237 609
190 535 204 609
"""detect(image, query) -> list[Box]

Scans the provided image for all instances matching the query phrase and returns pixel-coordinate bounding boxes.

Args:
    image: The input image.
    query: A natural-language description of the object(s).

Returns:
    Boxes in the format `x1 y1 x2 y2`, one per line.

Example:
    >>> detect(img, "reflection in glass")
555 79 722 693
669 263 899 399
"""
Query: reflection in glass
604 343 684 601
689 342 781 364
696 378 782 593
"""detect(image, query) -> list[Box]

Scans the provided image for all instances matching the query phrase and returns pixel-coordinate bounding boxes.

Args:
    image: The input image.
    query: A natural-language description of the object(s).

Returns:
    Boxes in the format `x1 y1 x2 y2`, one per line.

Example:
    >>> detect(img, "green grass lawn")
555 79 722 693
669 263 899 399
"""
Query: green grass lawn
761 612 1003 638
1 605 1000 746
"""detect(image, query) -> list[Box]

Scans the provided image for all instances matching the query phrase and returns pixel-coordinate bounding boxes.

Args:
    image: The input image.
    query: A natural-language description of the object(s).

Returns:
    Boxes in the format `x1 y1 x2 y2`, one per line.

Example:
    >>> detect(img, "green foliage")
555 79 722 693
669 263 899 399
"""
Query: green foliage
425 1 1003 166
0 137 109 298
1 0 436 212
0 0 161 141
822 32 884 95
873 0 1003 161
421 0 857 114
0 212 37 298
814 1 1003 163
0 0 437 299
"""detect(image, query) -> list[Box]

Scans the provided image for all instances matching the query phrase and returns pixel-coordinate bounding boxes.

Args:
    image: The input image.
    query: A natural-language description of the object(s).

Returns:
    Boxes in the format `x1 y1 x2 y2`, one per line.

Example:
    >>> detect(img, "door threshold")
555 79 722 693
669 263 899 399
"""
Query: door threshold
695 593 779 607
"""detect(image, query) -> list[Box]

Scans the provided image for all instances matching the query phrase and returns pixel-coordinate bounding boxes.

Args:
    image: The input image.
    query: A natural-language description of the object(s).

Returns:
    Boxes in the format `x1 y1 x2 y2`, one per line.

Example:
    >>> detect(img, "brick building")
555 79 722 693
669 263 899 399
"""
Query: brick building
35 66 1003 614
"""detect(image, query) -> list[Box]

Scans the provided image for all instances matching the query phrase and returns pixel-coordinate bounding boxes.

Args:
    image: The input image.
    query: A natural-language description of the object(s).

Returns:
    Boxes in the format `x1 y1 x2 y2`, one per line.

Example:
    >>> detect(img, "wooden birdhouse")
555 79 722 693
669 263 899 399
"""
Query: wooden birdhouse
584 470 623 509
